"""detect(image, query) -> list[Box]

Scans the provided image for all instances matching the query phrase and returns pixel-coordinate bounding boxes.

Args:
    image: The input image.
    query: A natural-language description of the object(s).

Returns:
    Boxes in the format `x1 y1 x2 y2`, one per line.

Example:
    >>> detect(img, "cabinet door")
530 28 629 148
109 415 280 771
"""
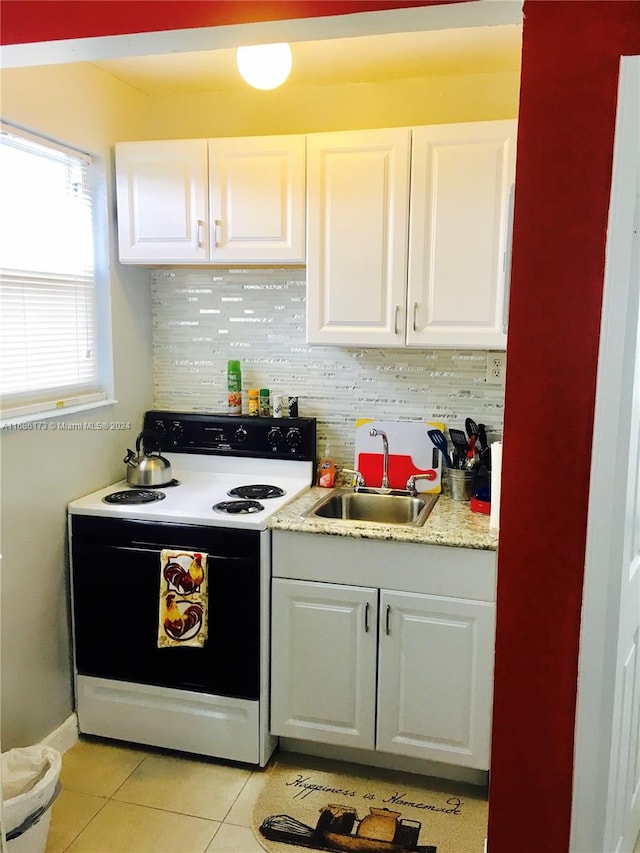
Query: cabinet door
270 578 378 749
115 140 208 263
306 128 411 346
407 120 517 349
377 590 496 769
208 136 305 263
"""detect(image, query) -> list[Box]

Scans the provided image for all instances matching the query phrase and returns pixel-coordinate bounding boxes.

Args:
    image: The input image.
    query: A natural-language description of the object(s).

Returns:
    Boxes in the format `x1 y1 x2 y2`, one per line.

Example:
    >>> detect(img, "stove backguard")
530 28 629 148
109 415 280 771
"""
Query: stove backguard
143 411 316 462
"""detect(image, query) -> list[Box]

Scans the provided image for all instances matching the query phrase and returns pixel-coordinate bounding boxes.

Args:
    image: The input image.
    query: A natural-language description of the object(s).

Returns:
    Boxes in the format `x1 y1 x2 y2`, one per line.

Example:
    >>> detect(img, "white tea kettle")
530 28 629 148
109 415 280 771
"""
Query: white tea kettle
124 429 173 487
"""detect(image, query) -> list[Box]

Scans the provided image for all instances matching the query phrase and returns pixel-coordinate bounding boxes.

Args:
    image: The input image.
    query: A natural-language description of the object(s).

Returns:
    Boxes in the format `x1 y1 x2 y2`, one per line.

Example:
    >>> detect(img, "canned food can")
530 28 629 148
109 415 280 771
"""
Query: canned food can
247 389 259 417
273 395 286 418
287 396 299 417
259 389 270 417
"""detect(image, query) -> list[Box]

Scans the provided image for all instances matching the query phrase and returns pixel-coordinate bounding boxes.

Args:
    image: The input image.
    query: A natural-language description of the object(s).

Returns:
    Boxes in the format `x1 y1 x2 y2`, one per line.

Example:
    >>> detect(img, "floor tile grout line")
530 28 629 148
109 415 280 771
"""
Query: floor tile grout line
108 752 149 799
109 794 228 823
60 795 110 853
218 770 256 823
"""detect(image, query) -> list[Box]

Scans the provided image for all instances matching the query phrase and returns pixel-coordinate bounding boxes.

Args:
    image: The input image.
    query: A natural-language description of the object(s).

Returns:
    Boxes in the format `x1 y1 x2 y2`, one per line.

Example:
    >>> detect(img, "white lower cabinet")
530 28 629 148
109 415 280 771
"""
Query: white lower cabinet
271 572 495 770
376 590 495 769
271 579 378 749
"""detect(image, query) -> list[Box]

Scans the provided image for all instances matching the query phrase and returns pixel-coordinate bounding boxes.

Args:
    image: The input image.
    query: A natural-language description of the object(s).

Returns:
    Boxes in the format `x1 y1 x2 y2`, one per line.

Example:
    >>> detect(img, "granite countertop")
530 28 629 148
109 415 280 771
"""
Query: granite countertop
269 486 498 551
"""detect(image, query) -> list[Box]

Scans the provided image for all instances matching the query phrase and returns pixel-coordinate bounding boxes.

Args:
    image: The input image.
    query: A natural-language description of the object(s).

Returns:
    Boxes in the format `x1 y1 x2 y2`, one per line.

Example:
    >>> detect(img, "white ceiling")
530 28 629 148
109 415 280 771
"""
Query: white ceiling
90 24 522 96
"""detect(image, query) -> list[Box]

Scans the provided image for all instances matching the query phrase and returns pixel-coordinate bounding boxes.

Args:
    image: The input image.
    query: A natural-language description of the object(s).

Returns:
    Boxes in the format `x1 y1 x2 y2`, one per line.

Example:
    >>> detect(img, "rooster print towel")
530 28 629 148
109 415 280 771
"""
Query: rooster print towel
158 550 208 648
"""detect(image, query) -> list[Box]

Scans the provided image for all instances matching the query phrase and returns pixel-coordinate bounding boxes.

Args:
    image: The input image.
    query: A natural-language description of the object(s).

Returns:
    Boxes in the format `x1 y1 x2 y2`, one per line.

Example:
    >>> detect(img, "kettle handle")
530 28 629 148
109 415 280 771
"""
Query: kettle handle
136 429 161 455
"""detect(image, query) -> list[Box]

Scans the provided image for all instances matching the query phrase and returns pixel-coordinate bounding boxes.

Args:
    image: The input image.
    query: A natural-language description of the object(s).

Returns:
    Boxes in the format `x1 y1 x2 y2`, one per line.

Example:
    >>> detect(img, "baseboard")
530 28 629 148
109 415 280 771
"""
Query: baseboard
40 713 79 754
279 737 489 788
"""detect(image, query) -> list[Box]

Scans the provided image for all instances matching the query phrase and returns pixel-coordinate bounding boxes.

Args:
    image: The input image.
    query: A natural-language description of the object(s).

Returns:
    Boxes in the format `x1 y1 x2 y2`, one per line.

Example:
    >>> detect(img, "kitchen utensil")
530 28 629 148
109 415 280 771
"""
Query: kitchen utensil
465 417 480 440
449 429 469 467
124 429 173 487
477 423 492 470
465 434 478 470
427 428 452 468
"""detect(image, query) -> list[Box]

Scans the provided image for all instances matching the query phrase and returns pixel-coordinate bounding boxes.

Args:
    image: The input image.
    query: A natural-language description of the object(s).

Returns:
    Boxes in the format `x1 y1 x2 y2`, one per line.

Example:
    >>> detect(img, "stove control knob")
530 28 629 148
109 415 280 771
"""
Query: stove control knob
267 426 284 448
168 421 184 446
286 427 302 449
152 419 167 438
234 426 248 443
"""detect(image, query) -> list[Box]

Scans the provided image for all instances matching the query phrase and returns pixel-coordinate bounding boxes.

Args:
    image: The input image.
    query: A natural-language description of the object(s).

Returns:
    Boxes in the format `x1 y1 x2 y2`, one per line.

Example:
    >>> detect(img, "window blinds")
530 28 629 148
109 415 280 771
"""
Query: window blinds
0 124 105 419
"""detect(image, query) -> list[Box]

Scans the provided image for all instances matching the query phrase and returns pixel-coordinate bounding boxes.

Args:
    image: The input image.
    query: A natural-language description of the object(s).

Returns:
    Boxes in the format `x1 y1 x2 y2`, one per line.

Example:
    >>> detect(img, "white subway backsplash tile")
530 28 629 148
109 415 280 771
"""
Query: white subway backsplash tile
151 269 504 468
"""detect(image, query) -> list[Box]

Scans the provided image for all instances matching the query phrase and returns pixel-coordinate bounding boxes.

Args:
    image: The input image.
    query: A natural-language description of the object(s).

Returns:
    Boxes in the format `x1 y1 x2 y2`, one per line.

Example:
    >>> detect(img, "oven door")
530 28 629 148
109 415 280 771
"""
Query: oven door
70 516 261 699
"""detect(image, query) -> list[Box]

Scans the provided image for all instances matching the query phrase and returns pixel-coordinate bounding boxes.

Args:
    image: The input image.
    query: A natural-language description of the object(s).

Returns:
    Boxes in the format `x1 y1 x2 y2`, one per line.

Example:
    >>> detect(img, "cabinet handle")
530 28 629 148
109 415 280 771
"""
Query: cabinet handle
394 306 400 336
364 602 370 633
214 219 222 248
385 604 391 636
413 302 419 332
197 220 205 249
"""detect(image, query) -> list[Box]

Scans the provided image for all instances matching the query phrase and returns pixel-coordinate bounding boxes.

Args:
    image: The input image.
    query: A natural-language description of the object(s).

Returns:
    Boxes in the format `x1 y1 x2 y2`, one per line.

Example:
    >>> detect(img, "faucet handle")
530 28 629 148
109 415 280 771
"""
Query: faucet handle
406 475 418 495
341 468 366 490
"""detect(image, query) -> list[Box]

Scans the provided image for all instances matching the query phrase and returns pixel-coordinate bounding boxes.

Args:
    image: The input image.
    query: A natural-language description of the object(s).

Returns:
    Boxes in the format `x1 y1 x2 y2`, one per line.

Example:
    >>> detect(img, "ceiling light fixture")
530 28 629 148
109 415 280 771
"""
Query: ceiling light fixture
236 43 292 90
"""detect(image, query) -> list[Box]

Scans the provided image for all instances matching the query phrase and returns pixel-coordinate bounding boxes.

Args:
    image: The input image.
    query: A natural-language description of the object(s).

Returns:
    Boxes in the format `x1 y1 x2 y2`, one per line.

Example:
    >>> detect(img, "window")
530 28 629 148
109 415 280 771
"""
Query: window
0 123 108 422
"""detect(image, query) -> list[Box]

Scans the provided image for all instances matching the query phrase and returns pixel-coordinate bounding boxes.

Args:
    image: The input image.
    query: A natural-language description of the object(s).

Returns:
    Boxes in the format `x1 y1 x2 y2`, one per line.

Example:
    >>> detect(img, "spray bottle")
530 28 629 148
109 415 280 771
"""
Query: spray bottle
227 360 242 414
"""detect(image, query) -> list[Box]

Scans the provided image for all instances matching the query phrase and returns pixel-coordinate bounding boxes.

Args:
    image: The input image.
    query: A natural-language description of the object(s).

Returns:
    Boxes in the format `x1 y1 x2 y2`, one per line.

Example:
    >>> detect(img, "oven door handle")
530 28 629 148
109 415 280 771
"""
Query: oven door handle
93 544 250 564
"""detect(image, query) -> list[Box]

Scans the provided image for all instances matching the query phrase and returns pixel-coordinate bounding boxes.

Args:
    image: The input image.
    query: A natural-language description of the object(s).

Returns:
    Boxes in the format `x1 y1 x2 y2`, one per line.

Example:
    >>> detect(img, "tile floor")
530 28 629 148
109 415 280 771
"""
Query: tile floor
45 738 640 853
46 738 271 853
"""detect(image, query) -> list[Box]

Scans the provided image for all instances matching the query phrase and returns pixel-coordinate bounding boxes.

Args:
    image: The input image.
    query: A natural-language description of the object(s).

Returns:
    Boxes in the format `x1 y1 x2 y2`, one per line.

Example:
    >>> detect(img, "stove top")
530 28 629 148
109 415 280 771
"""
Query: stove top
68 411 316 530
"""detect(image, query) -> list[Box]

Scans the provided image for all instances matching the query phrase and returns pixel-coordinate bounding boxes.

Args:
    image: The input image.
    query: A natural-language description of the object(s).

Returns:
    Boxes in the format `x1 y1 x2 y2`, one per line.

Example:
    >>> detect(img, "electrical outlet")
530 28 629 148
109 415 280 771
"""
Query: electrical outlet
486 351 506 384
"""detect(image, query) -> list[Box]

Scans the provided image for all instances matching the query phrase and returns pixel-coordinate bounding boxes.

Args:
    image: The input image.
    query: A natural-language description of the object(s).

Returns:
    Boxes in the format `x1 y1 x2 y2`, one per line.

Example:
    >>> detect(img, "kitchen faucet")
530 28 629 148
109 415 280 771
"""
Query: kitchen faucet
369 428 390 489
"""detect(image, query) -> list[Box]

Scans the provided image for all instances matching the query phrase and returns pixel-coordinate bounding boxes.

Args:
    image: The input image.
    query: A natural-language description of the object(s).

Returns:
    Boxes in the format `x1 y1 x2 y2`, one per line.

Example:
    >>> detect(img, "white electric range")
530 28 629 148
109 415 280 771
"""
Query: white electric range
67 411 316 766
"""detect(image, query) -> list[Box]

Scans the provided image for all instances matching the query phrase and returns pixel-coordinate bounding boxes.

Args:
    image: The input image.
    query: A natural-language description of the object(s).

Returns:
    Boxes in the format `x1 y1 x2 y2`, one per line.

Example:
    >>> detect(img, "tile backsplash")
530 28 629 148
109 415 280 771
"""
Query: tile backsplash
151 269 505 468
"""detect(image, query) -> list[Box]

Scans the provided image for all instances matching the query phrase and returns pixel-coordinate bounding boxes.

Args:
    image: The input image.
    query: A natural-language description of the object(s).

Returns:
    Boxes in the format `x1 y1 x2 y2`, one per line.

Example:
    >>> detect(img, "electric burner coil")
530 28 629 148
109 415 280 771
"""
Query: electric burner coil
103 489 167 505
213 500 264 514
227 484 285 500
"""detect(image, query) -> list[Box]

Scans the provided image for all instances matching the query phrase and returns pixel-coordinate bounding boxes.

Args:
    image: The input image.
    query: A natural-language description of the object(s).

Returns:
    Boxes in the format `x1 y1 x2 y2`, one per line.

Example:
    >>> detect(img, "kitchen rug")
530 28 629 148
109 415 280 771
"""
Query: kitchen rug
252 752 488 853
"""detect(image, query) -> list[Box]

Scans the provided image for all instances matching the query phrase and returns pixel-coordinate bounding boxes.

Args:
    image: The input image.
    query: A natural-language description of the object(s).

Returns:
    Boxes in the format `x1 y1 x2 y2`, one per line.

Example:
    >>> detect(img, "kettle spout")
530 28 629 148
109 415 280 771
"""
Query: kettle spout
124 449 139 468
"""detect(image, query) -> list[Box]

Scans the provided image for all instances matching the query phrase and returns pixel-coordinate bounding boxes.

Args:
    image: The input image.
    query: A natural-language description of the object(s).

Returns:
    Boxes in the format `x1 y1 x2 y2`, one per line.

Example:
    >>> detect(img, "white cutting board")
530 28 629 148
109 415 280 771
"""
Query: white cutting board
354 419 444 494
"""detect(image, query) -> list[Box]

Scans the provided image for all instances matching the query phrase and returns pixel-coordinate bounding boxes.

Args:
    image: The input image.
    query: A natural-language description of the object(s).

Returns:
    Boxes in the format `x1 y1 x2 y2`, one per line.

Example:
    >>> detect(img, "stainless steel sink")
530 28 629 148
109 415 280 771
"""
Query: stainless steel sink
304 488 439 527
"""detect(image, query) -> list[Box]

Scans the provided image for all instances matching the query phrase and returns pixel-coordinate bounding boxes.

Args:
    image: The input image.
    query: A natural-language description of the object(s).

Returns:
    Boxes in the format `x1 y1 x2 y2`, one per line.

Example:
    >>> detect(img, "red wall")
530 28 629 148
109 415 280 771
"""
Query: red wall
0 0 458 45
489 2 640 851
2 1 639 851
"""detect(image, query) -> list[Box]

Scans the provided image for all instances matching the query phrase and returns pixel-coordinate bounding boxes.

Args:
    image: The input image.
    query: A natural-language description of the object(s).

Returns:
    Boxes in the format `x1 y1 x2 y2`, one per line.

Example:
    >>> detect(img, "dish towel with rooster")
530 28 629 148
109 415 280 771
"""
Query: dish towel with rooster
158 550 208 648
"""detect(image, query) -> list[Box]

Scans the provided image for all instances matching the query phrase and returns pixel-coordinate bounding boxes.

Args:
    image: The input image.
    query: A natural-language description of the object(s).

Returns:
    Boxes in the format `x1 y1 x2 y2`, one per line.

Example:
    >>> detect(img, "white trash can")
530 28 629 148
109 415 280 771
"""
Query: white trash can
2 745 62 853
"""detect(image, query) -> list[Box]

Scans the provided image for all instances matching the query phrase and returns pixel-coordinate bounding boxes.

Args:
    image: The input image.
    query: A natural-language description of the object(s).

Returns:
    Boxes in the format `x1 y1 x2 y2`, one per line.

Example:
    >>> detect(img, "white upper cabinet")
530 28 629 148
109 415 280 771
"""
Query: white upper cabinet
116 140 209 263
306 120 517 349
115 136 305 265
408 120 517 349
306 128 411 346
208 136 305 263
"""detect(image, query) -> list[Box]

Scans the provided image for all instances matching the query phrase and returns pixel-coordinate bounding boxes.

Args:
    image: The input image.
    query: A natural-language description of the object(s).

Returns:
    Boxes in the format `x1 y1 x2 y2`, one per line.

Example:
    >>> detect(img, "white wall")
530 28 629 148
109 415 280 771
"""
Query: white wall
0 63 154 748
143 70 520 139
